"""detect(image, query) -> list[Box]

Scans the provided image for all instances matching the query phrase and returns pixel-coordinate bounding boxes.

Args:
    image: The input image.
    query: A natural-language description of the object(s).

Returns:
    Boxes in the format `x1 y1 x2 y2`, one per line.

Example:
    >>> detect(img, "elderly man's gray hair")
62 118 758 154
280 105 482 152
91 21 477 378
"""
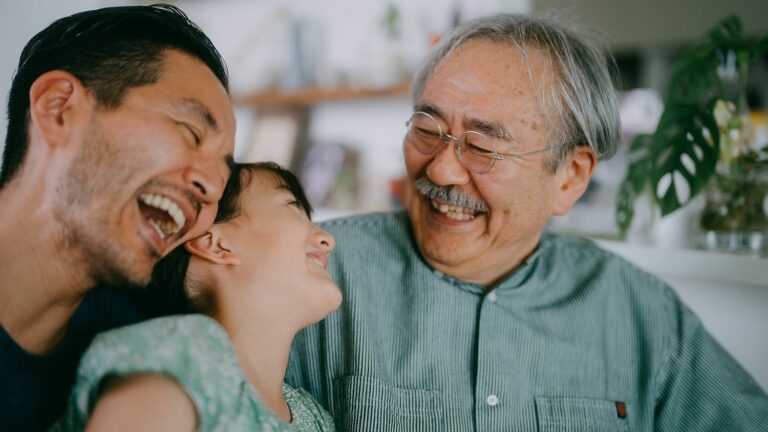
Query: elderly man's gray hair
412 14 621 173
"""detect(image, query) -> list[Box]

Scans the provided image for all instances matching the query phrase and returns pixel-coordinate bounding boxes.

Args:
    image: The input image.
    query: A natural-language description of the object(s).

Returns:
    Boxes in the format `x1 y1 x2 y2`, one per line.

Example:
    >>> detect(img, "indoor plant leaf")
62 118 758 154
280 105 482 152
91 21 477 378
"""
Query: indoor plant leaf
650 100 720 216
667 15 746 105
752 34 768 59
616 134 654 235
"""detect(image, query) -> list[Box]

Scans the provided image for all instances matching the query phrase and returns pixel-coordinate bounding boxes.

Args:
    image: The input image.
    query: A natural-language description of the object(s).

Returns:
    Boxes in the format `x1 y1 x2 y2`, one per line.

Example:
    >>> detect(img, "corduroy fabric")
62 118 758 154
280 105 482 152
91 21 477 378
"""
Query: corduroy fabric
286 211 768 431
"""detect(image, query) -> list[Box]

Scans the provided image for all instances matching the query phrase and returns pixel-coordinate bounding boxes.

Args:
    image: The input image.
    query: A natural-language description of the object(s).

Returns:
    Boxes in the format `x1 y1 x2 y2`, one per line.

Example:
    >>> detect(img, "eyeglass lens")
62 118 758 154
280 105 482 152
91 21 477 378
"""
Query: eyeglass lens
407 112 498 173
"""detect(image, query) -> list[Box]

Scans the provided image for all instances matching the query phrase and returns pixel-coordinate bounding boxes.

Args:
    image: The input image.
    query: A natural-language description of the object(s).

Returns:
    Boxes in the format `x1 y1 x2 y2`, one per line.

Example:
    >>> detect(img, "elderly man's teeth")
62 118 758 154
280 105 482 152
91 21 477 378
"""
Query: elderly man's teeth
430 199 478 221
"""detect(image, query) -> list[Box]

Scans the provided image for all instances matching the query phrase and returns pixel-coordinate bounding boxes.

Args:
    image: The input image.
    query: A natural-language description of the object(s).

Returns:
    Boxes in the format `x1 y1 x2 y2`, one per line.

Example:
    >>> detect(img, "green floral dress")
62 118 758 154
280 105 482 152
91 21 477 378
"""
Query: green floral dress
51 315 335 431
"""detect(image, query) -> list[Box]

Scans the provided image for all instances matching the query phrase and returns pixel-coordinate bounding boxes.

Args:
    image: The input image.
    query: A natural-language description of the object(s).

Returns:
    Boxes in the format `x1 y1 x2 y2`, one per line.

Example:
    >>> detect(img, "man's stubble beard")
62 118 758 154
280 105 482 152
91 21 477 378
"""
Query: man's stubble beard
53 119 154 290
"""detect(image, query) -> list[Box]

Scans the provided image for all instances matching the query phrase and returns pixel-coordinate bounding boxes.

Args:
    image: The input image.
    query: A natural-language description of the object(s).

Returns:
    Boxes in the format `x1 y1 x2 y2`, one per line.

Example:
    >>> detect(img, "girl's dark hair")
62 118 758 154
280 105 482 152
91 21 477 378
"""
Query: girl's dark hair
139 162 312 316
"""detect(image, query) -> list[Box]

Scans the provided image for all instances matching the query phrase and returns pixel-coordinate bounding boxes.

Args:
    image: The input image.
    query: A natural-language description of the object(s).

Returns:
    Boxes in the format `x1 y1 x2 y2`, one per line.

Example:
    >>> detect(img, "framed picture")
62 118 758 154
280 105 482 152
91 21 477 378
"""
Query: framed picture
243 108 308 168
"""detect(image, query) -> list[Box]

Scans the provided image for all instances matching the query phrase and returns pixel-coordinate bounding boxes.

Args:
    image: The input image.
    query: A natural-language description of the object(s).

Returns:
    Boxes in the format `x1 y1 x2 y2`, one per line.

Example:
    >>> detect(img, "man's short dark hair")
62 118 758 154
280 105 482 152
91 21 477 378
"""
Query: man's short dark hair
1 3 229 187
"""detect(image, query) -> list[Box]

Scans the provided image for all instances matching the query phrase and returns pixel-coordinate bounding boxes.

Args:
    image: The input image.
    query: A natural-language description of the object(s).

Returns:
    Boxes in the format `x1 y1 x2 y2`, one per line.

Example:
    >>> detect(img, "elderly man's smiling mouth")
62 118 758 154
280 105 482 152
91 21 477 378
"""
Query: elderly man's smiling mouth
429 198 483 221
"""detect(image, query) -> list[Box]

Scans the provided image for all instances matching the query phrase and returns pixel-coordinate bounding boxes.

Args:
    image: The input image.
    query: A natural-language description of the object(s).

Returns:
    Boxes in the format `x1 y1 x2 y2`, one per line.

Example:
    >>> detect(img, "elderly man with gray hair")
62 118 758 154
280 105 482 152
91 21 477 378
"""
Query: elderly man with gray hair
286 14 768 431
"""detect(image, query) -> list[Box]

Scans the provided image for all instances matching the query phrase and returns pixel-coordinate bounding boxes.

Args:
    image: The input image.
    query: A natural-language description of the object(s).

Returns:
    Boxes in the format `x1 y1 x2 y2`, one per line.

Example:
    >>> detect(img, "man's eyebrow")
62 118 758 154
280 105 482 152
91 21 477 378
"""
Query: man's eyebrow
464 118 514 143
414 102 514 144
414 102 445 120
179 98 220 133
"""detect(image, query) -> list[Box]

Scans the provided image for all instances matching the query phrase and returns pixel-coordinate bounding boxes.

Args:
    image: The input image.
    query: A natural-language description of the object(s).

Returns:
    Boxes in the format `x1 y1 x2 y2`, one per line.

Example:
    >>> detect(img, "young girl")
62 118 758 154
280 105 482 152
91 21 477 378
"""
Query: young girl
53 162 340 431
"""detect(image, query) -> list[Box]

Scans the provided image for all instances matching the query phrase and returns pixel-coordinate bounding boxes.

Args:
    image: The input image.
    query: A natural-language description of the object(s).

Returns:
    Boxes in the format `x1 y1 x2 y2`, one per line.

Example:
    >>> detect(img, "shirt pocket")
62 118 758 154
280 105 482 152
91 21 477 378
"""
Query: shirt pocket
535 396 630 432
334 375 444 432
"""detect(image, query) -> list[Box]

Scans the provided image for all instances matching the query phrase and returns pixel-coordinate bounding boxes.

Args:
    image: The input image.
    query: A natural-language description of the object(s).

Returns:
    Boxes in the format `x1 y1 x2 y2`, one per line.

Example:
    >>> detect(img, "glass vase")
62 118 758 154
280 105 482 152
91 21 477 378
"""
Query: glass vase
699 159 768 256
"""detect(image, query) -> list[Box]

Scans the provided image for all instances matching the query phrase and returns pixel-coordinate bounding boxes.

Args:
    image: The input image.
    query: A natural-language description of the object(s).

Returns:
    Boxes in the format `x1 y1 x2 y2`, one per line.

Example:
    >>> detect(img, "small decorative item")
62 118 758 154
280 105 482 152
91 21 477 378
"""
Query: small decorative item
365 3 408 87
699 96 768 253
616 16 768 255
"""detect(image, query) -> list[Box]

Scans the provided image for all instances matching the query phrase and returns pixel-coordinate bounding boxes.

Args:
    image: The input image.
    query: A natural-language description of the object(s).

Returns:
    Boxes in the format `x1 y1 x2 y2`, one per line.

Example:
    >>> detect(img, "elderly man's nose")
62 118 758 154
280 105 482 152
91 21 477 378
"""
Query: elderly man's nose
426 141 470 186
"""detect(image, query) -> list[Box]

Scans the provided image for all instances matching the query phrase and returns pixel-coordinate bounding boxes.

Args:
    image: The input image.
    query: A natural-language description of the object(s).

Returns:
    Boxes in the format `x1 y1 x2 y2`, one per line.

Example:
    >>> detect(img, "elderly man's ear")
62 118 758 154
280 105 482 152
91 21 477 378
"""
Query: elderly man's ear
28 70 92 149
552 146 597 216
185 228 242 266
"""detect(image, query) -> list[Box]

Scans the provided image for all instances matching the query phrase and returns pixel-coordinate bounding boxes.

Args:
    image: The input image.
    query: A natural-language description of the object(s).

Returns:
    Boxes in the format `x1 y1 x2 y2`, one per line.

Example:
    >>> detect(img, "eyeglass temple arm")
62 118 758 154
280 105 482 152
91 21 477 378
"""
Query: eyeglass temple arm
494 145 563 160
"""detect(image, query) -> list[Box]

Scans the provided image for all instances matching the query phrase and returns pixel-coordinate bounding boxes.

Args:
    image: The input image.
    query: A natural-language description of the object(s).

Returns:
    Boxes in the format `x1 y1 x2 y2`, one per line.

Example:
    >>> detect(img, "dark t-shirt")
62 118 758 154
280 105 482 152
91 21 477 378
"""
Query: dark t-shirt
0 286 146 431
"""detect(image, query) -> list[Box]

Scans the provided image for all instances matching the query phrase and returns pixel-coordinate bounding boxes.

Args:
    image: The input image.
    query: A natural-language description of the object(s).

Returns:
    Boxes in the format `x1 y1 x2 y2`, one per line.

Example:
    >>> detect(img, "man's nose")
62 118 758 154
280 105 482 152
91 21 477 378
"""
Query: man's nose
184 157 225 203
425 137 471 186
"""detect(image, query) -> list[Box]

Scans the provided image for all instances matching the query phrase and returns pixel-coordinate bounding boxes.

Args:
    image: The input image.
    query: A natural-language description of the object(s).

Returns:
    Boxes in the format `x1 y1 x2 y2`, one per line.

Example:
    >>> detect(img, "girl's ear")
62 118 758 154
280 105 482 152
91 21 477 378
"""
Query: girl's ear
184 228 241 266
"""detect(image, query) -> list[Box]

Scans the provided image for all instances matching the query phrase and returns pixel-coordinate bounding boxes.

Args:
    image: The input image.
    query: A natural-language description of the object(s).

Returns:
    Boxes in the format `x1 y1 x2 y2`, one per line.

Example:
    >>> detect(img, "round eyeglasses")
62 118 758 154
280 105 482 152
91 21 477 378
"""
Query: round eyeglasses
405 111 555 174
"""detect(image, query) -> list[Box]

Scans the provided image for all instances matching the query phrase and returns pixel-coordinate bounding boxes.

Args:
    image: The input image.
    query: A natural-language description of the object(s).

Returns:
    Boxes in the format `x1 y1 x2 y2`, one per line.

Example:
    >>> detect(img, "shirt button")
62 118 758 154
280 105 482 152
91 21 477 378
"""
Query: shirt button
487 292 497 303
486 394 499 406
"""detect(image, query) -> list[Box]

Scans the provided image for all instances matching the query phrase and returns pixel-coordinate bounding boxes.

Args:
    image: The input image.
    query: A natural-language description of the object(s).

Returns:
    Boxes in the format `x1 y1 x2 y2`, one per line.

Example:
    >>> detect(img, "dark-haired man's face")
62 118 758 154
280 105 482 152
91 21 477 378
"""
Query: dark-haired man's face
54 50 235 287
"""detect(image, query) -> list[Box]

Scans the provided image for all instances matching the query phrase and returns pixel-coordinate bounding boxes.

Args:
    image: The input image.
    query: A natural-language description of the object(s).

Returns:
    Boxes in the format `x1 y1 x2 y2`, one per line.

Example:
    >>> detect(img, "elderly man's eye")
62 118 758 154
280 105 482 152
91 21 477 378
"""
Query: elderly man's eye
466 142 494 155
416 127 441 139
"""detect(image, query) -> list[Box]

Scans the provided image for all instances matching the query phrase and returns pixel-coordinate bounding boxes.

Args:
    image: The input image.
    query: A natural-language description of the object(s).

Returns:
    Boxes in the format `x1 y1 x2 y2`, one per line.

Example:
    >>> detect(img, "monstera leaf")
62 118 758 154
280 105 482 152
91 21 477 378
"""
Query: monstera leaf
616 102 720 236
615 15 765 237
649 101 720 215
616 134 654 234
667 16 745 104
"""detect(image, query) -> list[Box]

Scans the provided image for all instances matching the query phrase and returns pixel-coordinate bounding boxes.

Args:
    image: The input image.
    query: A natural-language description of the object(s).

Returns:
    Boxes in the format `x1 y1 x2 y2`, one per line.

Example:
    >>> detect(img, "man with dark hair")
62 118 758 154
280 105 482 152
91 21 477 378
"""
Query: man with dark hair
286 14 768 431
0 5 235 430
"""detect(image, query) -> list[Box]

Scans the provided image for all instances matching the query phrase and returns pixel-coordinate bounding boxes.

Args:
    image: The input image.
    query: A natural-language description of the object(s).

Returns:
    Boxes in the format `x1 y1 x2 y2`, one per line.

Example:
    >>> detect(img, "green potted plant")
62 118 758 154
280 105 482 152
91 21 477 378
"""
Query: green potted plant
616 16 768 253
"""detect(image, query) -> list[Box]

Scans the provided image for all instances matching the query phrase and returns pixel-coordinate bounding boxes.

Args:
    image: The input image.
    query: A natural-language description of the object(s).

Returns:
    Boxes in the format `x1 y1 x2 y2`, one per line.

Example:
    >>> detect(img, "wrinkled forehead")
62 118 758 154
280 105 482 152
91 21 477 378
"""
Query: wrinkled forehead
442 37 558 93
425 37 563 140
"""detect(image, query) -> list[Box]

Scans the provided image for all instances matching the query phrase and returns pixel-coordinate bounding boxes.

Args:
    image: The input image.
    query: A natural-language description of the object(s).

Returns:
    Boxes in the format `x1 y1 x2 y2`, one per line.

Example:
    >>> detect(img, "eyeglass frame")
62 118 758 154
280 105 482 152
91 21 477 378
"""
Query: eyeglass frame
405 111 560 174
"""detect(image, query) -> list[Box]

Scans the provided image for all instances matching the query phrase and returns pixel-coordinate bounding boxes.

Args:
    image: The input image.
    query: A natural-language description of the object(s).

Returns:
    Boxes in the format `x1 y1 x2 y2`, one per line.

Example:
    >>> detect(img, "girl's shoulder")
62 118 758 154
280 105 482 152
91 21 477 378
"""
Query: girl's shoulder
65 314 259 430
283 384 337 431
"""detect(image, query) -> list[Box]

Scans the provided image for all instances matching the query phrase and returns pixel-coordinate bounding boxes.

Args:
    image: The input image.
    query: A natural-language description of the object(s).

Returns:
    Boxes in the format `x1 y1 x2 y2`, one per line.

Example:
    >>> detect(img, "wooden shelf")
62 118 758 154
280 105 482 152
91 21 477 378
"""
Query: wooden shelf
234 81 411 108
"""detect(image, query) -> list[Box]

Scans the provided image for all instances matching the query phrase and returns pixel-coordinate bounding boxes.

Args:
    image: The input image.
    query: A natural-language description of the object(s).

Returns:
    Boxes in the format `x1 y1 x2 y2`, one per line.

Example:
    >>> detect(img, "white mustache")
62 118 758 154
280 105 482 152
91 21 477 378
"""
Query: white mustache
414 178 488 212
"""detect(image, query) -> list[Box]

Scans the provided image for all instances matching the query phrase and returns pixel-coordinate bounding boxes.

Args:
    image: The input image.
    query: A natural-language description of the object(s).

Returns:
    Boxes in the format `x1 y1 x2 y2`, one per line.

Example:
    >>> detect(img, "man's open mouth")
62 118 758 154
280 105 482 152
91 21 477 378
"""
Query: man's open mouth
138 193 189 240
430 198 482 221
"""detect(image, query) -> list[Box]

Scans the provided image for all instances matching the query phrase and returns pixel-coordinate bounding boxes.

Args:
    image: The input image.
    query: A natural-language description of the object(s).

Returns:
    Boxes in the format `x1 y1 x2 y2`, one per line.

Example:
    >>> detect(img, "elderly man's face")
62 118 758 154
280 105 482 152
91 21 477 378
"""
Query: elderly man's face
403 38 576 285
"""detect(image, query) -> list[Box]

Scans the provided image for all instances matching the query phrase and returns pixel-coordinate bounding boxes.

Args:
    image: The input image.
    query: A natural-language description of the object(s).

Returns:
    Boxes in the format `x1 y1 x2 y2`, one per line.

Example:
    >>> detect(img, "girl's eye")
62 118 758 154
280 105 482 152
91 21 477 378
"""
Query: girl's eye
287 199 311 219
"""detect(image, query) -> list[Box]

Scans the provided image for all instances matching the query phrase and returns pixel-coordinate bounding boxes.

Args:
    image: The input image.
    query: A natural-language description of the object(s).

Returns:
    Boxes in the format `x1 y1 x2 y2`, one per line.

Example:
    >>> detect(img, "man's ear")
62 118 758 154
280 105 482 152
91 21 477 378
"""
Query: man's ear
184 229 242 266
552 146 597 216
28 70 90 149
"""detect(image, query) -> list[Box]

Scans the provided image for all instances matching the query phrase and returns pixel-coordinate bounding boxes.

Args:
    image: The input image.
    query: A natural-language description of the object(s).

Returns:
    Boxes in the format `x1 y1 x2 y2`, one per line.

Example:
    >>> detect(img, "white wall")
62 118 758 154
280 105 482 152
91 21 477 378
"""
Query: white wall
0 0 101 159
533 0 768 50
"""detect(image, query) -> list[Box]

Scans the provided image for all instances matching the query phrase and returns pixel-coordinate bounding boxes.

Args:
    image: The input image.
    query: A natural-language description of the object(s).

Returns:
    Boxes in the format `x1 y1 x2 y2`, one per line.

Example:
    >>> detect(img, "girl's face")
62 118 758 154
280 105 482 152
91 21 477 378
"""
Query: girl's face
224 171 340 325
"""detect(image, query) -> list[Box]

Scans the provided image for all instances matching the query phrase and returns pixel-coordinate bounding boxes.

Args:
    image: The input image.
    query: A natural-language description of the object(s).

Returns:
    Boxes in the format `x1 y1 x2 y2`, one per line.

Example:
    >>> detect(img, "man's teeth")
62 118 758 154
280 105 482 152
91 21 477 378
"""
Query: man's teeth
430 199 479 221
139 193 186 237
147 218 167 239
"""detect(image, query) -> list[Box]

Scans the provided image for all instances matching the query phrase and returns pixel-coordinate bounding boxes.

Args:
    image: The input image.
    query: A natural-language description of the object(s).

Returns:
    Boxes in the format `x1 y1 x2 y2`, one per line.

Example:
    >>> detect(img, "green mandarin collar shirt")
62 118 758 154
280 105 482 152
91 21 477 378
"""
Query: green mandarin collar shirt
286 211 768 431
